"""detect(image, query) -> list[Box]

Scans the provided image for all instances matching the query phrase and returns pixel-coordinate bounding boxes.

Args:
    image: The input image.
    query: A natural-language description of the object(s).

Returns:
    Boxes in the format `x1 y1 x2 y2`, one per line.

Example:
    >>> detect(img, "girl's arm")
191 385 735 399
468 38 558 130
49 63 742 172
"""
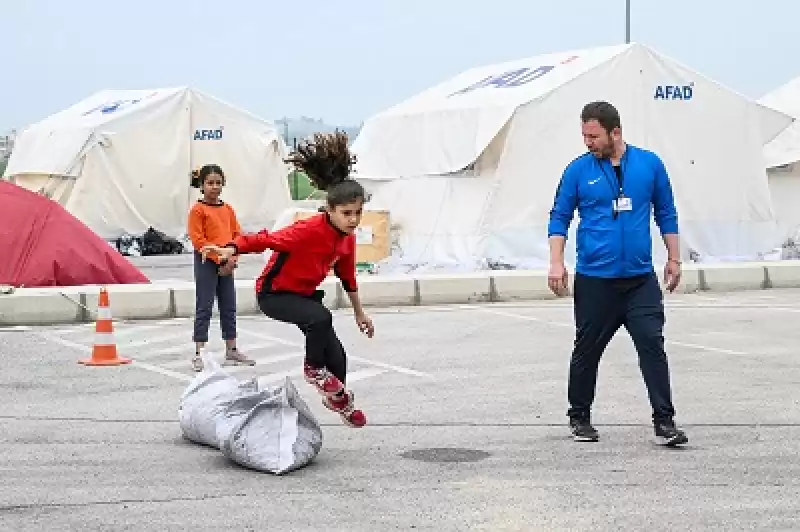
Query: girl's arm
187 206 209 251
228 205 243 240
333 243 373 336
229 222 310 255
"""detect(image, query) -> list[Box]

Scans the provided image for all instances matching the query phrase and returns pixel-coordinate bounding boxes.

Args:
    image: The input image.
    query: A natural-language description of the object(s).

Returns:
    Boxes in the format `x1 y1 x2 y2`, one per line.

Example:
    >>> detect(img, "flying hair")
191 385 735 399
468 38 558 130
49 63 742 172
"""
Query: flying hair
285 131 358 190
285 131 366 207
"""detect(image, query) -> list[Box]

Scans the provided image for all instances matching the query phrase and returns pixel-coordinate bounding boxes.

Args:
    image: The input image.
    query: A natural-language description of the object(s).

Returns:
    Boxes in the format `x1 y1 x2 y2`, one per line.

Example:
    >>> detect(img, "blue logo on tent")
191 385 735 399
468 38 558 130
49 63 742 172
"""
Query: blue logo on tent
654 83 694 100
194 127 224 140
449 55 579 97
83 98 143 116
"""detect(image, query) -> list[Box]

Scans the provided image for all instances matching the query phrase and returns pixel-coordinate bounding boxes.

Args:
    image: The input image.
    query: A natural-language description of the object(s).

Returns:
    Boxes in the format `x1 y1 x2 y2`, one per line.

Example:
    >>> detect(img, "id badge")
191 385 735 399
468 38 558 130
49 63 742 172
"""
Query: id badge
615 196 632 212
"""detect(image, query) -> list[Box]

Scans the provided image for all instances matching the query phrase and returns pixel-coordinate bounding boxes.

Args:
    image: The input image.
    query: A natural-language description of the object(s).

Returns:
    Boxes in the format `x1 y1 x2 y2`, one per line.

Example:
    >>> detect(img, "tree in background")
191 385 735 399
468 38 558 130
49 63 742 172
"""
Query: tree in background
0 158 7 178
287 169 325 200
276 117 361 200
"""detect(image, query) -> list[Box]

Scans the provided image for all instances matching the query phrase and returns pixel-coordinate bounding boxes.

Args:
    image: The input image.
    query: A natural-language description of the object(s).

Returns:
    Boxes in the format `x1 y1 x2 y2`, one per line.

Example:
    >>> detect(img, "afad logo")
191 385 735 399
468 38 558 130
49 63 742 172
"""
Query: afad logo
82 92 158 116
449 55 579 97
654 82 694 100
194 127 224 140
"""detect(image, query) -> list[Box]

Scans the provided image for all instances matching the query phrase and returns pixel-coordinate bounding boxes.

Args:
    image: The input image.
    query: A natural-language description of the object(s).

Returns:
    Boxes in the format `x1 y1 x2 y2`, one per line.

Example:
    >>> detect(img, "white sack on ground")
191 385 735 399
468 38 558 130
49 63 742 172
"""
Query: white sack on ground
217 376 323 475
178 352 258 448
178 352 323 474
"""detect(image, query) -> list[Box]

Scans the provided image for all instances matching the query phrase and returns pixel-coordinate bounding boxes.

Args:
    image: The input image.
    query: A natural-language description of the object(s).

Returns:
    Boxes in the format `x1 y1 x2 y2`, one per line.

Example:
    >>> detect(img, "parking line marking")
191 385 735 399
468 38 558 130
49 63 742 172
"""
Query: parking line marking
40 333 193 382
239 327 434 379
41 332 398 387
348 356 433 379
474 306 751 356
156 340 278 358
160 350 302 369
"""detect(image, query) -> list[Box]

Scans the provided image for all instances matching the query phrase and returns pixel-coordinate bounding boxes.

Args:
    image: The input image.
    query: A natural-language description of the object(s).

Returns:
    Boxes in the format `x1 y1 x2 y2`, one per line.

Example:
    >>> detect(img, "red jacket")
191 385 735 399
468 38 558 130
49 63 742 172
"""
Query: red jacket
232 213 358 297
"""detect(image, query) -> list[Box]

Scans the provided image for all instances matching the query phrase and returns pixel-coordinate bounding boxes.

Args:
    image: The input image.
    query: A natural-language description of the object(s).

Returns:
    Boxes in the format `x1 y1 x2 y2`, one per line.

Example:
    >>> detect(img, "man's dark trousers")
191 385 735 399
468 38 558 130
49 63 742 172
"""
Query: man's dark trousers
567 271 676 422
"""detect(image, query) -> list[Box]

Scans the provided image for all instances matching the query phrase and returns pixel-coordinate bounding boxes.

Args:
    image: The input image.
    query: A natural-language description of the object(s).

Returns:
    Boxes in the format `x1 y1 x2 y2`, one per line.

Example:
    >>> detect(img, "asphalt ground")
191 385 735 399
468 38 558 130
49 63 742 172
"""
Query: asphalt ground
1 288 799 531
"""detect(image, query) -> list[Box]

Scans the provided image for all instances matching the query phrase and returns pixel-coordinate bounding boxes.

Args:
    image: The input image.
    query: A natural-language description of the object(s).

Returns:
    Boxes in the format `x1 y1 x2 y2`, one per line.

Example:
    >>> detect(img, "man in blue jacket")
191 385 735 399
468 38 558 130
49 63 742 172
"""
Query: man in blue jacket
547 101 688 446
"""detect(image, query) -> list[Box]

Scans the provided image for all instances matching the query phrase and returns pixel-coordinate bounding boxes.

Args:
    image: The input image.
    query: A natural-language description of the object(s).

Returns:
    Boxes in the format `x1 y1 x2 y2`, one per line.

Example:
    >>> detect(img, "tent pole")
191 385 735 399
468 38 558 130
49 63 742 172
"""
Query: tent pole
625 0 631 43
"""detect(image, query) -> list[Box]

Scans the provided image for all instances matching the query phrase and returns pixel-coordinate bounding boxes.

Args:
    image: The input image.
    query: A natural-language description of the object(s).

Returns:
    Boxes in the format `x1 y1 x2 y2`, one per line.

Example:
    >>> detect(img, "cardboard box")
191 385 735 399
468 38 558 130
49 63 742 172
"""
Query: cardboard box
293 209 390 264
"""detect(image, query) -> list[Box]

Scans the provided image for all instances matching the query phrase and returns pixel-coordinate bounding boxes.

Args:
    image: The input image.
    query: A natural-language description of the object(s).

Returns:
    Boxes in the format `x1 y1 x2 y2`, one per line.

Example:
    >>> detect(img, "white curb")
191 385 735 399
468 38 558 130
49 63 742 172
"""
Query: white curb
1 261 798 325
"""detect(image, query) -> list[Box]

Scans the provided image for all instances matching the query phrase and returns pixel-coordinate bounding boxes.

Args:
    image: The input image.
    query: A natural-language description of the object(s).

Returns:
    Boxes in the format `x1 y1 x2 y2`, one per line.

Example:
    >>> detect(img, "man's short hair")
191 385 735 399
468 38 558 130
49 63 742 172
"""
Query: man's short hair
581 101 621 133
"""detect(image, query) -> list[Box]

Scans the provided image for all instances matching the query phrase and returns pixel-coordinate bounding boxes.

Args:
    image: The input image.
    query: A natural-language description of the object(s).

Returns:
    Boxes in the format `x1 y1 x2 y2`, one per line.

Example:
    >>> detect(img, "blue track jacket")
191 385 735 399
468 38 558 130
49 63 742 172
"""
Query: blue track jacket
547 144 679 278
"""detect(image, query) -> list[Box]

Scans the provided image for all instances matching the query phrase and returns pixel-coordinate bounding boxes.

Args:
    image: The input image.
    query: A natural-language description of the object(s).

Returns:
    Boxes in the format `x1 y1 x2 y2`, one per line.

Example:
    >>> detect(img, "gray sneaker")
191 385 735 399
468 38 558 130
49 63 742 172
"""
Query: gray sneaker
224 348 255 366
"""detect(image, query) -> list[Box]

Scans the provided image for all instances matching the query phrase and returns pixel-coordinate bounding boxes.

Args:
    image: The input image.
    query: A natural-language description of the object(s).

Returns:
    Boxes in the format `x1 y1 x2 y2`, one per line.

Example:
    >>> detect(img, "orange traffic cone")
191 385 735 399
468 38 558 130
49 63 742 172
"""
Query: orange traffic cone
78 287 132 366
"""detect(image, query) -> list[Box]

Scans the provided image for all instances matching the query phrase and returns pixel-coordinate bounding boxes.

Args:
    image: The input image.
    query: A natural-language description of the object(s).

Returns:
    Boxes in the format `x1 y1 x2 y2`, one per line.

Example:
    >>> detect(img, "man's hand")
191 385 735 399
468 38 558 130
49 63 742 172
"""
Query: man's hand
355 313 374 338
664 259 681 293
548 261 570 296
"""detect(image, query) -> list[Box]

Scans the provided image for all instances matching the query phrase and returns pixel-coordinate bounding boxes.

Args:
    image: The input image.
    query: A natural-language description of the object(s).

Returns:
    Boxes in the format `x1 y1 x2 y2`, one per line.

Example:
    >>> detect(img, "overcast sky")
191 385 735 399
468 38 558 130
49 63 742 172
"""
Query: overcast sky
3 0 799 131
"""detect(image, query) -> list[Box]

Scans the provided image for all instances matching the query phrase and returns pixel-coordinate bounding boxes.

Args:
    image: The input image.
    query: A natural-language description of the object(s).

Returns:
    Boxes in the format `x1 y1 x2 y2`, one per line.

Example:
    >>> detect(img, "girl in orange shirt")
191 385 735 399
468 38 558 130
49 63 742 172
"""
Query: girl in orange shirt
187 164 254 372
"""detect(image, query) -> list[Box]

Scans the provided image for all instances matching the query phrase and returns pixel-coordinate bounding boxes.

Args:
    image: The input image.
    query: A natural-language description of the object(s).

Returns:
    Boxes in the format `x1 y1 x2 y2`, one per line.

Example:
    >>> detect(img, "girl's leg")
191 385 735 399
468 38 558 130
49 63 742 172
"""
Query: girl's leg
217 270 254 366
319 330 366 428
323 328 347 385
258 292 365 428
192 253 217 371
258 292 343 395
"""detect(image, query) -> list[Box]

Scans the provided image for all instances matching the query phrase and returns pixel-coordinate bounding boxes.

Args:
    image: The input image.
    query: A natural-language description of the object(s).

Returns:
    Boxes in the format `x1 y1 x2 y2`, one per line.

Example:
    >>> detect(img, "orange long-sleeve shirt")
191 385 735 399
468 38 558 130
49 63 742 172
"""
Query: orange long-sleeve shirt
187 200 242 264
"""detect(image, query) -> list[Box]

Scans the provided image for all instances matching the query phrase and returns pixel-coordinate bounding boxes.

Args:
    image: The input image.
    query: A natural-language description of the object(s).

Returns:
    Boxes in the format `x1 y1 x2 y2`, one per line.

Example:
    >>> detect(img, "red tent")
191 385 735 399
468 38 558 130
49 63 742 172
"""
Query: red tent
0 181 150 287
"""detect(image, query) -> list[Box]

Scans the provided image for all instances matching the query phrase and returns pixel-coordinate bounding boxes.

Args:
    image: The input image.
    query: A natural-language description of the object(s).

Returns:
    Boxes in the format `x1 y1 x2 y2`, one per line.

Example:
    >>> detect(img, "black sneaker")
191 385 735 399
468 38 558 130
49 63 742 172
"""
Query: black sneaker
569 417 599 442
654 419 688 446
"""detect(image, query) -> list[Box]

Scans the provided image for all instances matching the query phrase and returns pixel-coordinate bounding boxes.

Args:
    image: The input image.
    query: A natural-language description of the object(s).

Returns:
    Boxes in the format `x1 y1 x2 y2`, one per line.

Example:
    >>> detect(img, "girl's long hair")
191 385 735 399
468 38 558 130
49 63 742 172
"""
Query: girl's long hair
285 131 365 206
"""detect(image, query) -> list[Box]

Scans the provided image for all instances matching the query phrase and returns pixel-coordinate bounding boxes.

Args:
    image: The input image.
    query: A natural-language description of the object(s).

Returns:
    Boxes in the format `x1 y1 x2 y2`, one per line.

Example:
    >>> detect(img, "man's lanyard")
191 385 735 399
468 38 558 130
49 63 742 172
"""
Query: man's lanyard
597 159 624 196
596 157 628 220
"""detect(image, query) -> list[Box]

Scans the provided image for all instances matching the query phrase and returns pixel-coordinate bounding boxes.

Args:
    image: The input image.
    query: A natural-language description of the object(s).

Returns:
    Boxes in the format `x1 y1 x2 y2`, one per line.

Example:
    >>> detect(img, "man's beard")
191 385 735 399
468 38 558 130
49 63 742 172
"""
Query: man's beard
589 136 614 159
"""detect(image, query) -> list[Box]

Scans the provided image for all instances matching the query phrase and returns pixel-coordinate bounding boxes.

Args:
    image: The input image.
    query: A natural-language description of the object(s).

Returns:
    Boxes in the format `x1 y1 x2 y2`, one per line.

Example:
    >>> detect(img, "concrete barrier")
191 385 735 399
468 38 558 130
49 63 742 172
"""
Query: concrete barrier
491 270 556 301
1 260 798 325
81 284 173 321
416 273 492 305
700 262 768 292
765 261 800 289
0 289 81 325
171 281 198 318
338 275 417 308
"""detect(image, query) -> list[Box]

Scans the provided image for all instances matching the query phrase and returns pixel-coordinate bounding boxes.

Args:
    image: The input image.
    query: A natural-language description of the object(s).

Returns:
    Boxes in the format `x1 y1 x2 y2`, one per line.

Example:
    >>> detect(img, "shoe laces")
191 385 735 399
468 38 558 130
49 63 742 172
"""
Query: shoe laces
332 391 355 414
310 367 333 382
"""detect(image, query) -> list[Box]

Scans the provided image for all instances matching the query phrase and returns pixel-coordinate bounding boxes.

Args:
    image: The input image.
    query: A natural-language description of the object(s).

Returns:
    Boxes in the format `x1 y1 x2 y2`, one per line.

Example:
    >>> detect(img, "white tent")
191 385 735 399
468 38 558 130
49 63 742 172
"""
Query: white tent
760 77 800 244
352 43 792 272
4 87 292 240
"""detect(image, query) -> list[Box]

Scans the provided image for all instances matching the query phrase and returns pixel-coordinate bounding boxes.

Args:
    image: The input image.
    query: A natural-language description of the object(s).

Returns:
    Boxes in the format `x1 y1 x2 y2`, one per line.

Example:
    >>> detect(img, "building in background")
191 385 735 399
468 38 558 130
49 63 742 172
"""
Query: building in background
0 129 16 160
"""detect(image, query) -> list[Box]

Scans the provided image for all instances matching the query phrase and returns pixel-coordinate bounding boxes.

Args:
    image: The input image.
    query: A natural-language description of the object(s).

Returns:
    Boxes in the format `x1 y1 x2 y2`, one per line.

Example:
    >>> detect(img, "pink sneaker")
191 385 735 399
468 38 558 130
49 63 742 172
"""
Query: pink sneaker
304 363 344 397
323 390 366 428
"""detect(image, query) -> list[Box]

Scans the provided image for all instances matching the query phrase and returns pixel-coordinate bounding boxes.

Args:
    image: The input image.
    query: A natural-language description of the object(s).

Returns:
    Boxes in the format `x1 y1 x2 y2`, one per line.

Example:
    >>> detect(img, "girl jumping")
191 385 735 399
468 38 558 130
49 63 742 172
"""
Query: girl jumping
200 131 373 428
188 164 255 372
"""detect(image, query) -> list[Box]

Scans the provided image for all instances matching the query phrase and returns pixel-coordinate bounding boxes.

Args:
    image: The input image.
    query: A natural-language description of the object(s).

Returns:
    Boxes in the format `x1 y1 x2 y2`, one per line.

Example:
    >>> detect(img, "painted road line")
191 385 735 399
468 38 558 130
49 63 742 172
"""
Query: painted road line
119 331 187 350
160 350 303 369
239 327 434 379
156 340 279 358
238 327 300 348
348 356 434 379
258 367 388 388
474 306 752 356
40 333 193 382
469 306 572 328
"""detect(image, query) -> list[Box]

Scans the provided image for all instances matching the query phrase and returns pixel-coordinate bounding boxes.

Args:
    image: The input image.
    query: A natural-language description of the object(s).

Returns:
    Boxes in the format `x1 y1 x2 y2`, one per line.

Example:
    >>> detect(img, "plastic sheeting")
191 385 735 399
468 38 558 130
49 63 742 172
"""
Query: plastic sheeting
179 352 323 475
0 181 149 287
